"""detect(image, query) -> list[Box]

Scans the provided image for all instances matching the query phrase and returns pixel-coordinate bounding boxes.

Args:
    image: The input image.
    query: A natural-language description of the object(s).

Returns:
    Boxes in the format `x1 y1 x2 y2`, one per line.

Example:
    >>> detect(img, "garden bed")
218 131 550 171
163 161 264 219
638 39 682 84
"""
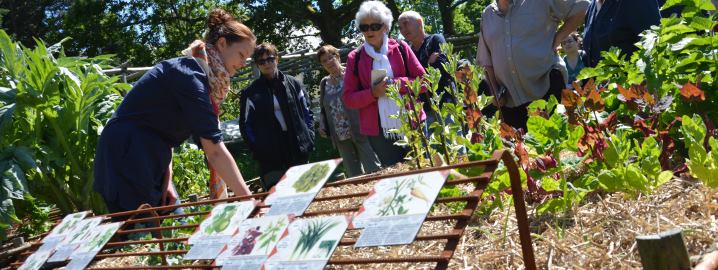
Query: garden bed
83 161 718 269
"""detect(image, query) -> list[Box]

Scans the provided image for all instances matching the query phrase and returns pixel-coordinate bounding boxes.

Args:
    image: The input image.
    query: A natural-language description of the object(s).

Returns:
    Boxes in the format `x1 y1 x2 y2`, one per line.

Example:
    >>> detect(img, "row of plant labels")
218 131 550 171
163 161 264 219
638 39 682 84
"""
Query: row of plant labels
19 159 450 270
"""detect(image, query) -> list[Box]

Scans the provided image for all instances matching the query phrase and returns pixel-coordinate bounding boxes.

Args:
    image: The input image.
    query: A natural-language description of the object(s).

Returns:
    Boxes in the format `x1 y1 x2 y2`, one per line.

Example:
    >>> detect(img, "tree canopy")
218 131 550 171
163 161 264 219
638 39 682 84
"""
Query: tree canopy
1 0 490 66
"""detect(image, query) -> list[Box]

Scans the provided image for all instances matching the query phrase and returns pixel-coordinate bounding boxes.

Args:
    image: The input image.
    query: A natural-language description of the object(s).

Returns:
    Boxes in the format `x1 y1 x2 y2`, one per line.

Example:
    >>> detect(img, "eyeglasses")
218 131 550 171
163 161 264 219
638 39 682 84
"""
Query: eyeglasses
358 23 384 32
561 39 576 45
321 56 337 65
255 56 276 66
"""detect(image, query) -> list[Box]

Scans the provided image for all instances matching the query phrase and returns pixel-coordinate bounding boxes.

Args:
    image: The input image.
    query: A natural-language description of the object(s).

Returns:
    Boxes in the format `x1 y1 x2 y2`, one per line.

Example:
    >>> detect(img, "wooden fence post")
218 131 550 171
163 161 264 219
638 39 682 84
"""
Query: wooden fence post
636 228 691 270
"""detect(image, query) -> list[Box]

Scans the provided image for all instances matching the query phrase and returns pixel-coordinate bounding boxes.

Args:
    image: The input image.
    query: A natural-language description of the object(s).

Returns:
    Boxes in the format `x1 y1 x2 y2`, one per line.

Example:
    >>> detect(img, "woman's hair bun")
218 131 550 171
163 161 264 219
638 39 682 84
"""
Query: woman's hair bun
207 8 235 30
204 7 255 45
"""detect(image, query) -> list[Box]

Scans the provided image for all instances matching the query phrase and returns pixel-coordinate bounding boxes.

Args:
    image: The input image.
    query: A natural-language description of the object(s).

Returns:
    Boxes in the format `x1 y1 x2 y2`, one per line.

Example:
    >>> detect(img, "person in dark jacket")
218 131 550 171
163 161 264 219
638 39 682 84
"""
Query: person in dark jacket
398 11 457 118
239 43 315 190
582 0 661 67
93 8 255 214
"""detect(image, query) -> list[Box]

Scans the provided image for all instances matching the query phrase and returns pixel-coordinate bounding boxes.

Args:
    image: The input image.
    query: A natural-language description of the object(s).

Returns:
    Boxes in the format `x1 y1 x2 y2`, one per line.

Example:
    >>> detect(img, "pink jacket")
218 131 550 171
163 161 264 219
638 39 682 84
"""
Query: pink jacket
342 38 427 136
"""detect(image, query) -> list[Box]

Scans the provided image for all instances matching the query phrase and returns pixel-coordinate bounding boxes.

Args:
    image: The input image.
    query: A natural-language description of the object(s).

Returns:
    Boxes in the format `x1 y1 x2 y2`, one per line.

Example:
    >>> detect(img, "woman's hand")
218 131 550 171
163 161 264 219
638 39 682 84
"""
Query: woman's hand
201 138 252 197
319 128 328 138
428 52 440 65
372 77 389 98
161 163 178 206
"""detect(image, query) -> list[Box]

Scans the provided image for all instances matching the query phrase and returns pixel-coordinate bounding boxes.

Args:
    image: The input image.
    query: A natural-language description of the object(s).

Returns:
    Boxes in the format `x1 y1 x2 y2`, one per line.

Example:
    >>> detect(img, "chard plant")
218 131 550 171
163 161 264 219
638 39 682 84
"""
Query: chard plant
386 76 431 168
681 114 718 186
597 132 674 195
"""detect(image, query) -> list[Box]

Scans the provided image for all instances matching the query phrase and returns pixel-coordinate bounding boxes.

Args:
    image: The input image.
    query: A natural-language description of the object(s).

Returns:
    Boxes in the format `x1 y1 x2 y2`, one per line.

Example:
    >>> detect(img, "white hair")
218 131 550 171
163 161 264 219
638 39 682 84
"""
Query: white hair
398 10 423 23
355 1 393 29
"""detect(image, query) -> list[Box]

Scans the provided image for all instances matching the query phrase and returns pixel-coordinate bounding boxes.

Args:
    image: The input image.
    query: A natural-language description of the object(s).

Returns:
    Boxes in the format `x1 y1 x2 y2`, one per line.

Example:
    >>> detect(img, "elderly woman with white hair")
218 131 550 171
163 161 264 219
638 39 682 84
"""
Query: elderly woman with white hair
342 0 426 167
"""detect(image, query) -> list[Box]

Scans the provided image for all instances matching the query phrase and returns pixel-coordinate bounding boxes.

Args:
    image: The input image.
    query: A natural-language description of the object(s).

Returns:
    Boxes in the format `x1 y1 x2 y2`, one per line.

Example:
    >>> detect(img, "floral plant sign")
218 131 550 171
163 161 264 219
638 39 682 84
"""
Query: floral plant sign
17 251 53 270
215 215 292 269
263 216 349 270
352 170 449 247
184 200 257 260
264 159 341 216
65 222 122 270
47 217 104 262
37 211 89 253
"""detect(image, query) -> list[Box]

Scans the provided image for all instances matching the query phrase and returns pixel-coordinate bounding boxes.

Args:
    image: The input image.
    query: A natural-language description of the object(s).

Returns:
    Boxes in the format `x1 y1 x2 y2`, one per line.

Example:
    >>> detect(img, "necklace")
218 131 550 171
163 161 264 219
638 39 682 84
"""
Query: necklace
329 70 344 85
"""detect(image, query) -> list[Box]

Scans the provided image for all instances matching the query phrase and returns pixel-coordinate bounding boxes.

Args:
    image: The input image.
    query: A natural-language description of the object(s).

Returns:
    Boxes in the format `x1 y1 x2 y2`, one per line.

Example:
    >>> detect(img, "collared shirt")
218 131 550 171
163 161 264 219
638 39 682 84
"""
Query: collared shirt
477 0 589 107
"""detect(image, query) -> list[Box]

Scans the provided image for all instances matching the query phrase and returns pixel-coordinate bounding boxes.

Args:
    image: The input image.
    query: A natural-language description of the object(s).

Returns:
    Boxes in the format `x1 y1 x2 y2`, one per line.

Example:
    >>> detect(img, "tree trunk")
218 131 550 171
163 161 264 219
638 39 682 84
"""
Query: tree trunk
315 19 344 46
386 0 402 27
437 0 456 36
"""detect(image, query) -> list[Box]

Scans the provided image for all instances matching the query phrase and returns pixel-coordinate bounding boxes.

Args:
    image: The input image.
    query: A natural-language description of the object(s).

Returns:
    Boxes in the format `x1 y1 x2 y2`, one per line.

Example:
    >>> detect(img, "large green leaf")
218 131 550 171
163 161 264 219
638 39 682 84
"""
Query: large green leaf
2 162 28 200
598 168 621 192
639 137 662 178
625 164 649 192
0 103 15 135
0 198 18 240
0 87 16 103
681 114 706 146
604 134 629 169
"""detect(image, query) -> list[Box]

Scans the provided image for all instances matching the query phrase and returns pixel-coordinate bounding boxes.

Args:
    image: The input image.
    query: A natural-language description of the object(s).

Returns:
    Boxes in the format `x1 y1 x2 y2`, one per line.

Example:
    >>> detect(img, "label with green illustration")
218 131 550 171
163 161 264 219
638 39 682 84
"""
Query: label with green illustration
188 201 256 244
215 215 291 269
352 171 448 247
263 216 348 270
46 212 89 240
17 251 52 270
47 217 104 262
264 159 340 216
65 222 122 270
39 211 90 253
184 201 257 260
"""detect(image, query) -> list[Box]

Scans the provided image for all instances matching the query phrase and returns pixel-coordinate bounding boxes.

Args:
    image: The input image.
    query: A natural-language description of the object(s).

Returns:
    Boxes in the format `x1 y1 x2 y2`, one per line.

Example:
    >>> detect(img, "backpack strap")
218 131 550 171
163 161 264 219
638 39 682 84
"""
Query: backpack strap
396 40 410 76
353 47 363 78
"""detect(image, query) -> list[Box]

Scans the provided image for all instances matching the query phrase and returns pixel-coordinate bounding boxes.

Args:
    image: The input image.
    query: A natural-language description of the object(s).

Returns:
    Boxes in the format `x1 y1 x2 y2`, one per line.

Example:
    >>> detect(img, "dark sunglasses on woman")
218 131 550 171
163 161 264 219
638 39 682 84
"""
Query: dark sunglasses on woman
255 56 276 65
358 23 384 32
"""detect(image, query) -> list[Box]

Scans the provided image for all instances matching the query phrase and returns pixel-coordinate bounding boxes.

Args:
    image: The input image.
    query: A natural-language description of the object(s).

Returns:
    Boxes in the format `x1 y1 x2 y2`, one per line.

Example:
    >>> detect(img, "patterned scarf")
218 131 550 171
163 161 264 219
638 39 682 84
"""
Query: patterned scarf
182 40 231 199
182 40 231 114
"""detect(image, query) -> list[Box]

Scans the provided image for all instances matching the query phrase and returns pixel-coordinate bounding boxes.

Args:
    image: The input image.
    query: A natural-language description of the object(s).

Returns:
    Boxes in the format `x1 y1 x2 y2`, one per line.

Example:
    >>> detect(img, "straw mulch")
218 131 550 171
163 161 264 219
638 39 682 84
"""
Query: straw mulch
449 176 718 269
91 163 718 269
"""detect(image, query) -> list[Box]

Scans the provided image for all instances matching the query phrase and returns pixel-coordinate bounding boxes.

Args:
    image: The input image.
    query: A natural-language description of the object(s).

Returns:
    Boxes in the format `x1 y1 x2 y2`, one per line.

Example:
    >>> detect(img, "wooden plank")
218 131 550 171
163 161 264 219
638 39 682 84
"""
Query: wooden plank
636 228 691 270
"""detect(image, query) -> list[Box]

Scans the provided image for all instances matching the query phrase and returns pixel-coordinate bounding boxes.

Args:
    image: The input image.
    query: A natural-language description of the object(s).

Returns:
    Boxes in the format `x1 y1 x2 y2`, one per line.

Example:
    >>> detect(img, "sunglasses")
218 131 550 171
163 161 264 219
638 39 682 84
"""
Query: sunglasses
561 39 576 45
358 23 384 32
255 56 276 65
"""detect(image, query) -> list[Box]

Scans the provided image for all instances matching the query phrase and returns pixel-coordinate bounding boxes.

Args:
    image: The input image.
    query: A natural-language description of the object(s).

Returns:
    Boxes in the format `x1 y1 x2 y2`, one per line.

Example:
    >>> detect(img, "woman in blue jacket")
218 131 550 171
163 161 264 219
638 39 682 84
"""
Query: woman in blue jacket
93 8 255 213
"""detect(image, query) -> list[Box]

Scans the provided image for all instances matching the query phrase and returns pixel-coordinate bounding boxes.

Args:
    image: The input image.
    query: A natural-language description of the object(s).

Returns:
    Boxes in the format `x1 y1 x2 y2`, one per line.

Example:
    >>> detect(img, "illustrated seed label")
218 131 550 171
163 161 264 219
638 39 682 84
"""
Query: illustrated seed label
264 159 341 216
263 216 349 270
353 171 448 247
215 215 291 269
185 201 257 260
66 222 122 270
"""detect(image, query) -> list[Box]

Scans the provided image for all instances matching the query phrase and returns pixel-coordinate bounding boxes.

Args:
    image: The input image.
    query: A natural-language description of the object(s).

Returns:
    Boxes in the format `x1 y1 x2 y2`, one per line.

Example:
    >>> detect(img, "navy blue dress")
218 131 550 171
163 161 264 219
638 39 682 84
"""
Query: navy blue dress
93 57 222 213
